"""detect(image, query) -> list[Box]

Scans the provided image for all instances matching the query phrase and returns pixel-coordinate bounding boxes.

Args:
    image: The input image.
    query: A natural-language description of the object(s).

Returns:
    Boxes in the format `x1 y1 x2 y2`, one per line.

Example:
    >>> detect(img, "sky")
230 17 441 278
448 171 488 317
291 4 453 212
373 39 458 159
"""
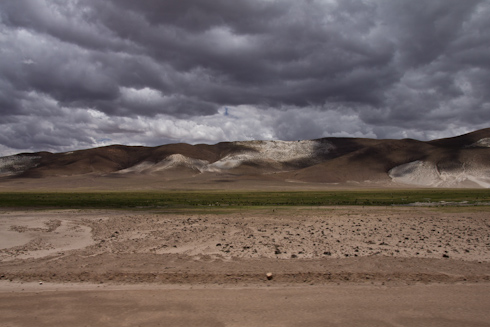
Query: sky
1 0 490 156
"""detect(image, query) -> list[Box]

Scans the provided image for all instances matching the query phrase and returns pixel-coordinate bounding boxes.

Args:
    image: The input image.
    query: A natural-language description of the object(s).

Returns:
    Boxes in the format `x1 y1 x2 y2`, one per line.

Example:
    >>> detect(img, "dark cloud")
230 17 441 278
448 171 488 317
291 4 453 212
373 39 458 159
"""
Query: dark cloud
0 0 489 154
380 0 481 67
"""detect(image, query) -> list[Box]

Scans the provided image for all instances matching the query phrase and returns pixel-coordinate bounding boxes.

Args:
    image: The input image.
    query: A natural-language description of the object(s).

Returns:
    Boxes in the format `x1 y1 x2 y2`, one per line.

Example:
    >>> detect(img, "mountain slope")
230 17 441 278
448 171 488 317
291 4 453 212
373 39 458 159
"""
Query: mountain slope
2 128 490 188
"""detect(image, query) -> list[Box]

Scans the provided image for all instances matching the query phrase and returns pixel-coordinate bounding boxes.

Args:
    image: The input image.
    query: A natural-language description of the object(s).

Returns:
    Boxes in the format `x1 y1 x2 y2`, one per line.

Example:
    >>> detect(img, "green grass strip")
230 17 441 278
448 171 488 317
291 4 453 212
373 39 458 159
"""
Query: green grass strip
0 190 489 209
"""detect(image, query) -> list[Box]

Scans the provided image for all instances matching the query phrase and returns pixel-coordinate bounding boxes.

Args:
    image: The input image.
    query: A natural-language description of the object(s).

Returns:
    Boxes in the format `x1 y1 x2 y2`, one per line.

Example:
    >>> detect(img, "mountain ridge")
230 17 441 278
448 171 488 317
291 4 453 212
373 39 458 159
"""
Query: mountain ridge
2 128 490 189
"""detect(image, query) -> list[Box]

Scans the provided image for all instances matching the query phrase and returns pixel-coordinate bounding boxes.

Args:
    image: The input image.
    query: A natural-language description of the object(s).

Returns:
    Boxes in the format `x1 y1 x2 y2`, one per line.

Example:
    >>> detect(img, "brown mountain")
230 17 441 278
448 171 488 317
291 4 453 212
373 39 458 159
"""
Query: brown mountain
2 128 490 189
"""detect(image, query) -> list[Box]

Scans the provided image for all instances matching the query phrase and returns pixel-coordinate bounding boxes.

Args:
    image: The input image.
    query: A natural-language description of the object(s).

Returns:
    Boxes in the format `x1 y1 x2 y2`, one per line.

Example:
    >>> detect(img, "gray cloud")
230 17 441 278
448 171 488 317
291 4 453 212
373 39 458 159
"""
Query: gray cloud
0 0 489 155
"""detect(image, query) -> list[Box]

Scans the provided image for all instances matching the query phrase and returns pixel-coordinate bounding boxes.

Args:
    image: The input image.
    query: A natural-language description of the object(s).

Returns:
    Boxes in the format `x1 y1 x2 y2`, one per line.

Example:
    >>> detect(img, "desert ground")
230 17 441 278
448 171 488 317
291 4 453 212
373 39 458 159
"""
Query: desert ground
1 205 490 326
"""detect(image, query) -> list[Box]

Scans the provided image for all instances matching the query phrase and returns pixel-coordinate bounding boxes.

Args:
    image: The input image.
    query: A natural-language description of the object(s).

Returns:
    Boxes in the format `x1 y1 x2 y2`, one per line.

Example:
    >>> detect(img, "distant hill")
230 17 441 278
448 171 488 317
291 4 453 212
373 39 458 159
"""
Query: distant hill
2 128 490 189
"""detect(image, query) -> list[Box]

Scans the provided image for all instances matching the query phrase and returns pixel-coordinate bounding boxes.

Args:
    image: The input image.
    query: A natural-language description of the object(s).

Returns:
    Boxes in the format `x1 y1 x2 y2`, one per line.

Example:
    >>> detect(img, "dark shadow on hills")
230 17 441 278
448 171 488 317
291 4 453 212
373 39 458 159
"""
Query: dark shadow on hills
283 138 437 184
345 138 433 173
428 128 490 148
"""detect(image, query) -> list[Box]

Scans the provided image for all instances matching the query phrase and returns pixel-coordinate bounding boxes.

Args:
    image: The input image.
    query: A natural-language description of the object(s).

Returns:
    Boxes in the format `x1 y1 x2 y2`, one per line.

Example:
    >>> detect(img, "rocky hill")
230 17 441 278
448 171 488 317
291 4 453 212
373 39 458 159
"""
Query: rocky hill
2 128 490 188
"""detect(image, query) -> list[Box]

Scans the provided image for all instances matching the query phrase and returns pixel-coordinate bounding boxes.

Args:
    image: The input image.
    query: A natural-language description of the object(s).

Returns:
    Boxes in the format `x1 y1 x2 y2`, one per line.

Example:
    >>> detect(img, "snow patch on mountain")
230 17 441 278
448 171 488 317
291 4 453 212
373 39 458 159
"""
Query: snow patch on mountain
469 138 490 148
118 140 334 175
389 160 490 188
0 155 40 176
118 154 209 174
234 140 330 162
207 140 333 170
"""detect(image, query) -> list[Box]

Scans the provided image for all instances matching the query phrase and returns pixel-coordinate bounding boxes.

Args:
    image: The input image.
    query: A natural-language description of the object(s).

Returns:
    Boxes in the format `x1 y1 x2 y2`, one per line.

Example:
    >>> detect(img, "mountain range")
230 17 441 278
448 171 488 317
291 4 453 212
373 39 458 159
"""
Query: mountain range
2 128 490 189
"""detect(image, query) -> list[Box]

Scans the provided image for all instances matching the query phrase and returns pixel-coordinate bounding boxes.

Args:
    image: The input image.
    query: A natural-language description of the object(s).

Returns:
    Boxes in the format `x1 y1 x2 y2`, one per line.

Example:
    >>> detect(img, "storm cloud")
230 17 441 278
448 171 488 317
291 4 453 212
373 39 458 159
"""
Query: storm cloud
0 0 489 155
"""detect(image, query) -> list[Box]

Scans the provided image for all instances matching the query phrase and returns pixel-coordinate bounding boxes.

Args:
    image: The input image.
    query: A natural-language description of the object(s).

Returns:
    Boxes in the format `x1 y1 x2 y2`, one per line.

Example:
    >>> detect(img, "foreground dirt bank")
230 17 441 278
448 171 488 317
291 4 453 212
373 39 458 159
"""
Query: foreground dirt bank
1 207 490 284
1 206 489 326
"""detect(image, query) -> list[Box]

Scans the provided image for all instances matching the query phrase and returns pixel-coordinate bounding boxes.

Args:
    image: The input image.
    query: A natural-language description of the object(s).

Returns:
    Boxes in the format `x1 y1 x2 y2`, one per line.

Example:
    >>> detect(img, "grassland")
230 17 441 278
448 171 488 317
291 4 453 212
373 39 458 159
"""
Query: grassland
0 189 489 209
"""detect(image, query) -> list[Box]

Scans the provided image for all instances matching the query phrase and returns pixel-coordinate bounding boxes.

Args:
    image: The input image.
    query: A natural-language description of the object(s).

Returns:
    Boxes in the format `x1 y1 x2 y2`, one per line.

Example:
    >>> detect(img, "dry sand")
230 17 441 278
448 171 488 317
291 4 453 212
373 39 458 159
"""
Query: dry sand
1 206 490 326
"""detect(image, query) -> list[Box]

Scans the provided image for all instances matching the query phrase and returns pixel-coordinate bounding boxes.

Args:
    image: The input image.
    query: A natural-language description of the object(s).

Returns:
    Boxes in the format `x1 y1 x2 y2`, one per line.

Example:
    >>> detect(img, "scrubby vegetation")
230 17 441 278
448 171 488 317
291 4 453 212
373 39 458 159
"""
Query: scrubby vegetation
0 189 489 209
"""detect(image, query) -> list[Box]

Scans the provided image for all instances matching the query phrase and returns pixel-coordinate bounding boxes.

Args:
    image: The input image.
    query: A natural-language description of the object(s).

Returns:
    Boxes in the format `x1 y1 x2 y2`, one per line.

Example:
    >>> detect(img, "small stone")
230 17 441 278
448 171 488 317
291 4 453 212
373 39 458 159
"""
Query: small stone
39 281 43 285
266 272 273 280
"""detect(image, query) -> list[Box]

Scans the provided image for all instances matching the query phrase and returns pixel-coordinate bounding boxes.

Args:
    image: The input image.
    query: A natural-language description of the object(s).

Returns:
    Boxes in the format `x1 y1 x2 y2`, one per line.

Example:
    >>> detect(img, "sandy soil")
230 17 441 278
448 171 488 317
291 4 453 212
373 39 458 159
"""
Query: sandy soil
1 206 490 326
0 173 400 192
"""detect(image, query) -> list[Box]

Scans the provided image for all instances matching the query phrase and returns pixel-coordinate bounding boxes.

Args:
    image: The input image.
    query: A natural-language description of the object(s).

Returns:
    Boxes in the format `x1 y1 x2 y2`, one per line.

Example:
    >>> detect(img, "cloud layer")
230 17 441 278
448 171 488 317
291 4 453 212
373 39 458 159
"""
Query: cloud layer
1 0 489 155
